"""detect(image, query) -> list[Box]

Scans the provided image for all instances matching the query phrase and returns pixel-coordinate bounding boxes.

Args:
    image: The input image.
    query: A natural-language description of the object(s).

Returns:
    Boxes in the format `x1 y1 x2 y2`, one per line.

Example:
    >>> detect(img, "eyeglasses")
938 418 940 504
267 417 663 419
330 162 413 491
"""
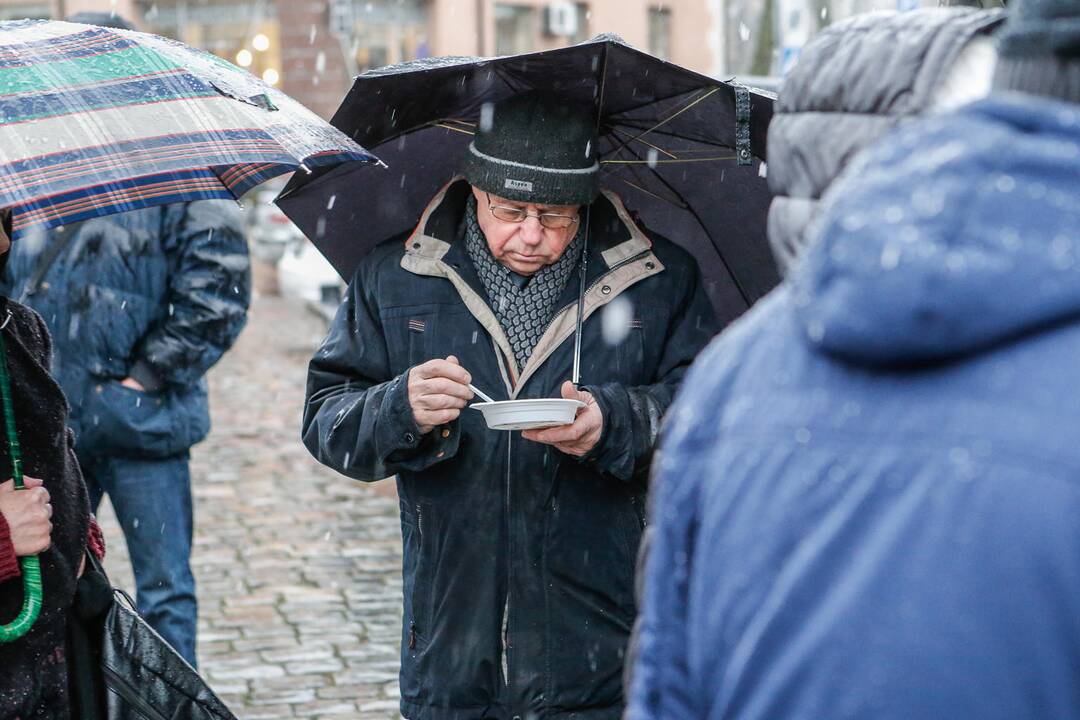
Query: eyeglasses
486 194 579 230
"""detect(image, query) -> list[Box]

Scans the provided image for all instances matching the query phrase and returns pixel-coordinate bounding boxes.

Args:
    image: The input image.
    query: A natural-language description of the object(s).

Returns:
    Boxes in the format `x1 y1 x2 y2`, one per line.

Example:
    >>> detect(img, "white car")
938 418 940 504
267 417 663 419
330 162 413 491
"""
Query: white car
277 236 345 320
244 177 304 263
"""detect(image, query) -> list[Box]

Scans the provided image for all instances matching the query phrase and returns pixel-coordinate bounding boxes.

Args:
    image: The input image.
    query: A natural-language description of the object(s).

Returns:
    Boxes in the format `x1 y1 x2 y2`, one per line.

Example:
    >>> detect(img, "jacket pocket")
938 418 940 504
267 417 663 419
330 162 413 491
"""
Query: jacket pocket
399 500 437 701
382 307 436 373
77 380 200 459
400 501 435 644
382 305 480 376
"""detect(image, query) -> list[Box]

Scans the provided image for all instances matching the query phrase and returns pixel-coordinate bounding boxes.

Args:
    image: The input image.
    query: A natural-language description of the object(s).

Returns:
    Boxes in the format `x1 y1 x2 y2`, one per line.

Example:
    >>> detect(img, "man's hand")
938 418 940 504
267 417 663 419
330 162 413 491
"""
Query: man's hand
522 381 603 457
0 477 52 556
120 377 146 392
408 355 474 434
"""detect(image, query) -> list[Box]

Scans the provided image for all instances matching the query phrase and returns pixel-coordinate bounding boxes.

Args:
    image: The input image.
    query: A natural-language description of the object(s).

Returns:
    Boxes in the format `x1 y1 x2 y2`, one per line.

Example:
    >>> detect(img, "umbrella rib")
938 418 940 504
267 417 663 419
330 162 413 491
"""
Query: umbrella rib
433 123 476 135
596 45 611 127
605 87 721 158
612 139 752 306
609 124 735 151
615 177 688 208
607 126 678 159
607 139 688 208
599 82 729 126
602 156 737 165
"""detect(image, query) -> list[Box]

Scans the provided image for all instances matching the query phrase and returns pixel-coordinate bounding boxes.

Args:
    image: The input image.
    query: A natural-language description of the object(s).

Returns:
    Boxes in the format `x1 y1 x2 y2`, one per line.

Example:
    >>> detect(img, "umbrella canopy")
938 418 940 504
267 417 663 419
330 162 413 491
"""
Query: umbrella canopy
0 19 375 238
277 34 779 324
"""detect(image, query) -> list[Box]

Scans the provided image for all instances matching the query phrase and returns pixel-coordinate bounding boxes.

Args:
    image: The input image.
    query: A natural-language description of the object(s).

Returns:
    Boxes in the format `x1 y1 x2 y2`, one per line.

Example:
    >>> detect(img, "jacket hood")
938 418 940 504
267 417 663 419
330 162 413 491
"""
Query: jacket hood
791 93 1080 366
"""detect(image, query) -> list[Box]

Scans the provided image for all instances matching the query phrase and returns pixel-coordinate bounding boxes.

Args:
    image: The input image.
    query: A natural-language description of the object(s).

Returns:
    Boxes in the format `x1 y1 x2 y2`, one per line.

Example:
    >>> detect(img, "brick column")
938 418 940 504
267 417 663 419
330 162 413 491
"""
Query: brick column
275 0 353 120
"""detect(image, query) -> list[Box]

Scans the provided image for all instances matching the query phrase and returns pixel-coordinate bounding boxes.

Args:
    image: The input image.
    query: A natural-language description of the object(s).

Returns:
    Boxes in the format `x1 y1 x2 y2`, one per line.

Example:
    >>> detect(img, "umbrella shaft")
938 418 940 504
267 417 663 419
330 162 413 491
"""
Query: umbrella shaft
572 209 591 387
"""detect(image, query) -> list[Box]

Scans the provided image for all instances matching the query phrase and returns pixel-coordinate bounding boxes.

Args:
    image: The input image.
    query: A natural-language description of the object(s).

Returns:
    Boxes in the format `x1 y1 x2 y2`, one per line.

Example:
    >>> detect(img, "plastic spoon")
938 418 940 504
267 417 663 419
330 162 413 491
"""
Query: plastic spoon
469 383 495 403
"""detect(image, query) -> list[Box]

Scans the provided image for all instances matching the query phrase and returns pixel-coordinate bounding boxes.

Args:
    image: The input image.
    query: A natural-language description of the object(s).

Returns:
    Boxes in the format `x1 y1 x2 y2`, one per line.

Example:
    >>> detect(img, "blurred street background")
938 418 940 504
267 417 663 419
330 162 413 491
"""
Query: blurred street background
0 0 1004 120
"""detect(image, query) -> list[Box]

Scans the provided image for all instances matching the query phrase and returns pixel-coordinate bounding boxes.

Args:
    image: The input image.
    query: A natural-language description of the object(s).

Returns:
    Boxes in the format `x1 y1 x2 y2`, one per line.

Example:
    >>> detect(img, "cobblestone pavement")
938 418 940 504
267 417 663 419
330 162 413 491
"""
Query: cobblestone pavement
98 261 405 719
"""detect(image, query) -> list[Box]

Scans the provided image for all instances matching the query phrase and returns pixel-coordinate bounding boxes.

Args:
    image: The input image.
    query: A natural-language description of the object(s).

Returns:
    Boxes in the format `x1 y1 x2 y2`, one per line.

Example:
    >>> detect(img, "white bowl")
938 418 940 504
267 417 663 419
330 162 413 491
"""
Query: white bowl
471 398 585 431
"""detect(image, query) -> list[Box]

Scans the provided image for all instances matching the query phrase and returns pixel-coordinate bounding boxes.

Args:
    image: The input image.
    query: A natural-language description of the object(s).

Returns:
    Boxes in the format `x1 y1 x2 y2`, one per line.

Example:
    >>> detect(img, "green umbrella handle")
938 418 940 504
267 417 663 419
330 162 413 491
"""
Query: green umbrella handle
0 557 42 642
0 318 43 643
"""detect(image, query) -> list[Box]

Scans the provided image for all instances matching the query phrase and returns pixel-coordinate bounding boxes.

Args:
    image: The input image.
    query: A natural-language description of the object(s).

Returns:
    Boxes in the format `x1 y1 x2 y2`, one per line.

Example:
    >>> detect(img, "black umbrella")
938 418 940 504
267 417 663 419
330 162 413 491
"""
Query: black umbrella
277 34 779 328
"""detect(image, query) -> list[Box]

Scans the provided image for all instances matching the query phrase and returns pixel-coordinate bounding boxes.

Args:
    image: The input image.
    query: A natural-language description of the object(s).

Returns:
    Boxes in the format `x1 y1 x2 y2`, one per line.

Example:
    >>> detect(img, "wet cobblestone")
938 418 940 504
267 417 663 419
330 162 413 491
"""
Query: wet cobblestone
98 261 404 719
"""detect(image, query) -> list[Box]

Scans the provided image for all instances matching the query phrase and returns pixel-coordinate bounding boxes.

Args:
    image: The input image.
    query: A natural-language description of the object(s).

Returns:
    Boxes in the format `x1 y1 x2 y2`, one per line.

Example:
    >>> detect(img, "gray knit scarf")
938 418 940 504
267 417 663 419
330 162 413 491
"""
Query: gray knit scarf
463 196 583 372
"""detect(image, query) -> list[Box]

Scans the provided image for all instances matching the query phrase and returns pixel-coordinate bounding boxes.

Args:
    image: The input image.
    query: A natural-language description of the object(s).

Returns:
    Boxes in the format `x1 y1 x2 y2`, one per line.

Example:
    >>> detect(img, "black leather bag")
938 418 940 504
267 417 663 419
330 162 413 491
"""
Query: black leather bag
67 554 238 720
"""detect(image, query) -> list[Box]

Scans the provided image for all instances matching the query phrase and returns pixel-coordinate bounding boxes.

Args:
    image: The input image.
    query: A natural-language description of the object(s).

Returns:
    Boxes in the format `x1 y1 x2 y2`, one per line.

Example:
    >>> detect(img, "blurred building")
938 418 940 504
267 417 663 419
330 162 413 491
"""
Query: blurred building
0 0 719 119
0 0 1005 118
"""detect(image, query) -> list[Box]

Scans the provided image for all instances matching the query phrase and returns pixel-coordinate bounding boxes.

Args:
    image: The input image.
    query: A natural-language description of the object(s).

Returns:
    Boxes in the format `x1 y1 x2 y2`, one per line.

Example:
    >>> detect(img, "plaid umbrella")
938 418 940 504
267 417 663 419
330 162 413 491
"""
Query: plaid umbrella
0 18 376 238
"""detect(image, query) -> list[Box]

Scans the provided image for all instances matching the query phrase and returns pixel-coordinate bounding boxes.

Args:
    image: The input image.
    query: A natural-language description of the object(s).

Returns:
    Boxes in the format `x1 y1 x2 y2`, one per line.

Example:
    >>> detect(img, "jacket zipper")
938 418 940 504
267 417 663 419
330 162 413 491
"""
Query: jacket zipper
410 504 424 650
103 663 171 720
501 250 651 692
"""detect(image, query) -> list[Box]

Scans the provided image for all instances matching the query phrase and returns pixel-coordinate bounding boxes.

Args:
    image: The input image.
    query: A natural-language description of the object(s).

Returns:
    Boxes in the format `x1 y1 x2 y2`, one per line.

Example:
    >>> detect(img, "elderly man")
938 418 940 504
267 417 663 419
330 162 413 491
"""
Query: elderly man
302 92 716 720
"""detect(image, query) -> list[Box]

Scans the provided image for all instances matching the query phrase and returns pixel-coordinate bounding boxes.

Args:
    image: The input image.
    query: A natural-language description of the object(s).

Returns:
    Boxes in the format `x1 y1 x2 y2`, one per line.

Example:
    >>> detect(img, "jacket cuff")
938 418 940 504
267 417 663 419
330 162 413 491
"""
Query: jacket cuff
376 369 461 470
87 516 106 562
579 383 636 482
128 359 166 393
0 511 21 583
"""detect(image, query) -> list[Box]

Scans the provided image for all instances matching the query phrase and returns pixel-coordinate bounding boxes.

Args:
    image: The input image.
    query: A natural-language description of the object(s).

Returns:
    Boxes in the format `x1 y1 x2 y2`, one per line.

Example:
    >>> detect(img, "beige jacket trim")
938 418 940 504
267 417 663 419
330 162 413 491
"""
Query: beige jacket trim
596 189 653 266
511 251 664 397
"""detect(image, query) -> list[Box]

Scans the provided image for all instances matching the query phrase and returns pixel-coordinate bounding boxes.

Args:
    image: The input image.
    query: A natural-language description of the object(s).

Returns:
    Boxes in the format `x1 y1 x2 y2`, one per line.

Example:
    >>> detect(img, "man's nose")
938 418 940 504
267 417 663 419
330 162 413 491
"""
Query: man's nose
518 216 544 246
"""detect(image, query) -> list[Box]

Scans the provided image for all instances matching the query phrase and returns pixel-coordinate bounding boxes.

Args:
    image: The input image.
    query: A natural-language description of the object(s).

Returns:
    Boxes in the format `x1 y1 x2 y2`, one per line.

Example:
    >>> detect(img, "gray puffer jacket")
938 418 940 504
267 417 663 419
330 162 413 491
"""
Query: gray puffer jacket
766 6 1004 274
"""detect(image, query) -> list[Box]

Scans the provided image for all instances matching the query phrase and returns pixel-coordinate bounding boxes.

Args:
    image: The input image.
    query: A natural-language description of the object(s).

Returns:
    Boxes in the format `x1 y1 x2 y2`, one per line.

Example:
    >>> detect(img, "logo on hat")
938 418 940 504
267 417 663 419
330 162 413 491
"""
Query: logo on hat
504 178 534 193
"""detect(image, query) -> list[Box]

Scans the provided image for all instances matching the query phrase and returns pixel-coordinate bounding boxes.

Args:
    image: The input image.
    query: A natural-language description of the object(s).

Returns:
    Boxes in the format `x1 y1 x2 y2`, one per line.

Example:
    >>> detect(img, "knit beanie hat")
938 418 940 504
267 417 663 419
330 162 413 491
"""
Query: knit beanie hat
462 92 600 206
992 0 1080 103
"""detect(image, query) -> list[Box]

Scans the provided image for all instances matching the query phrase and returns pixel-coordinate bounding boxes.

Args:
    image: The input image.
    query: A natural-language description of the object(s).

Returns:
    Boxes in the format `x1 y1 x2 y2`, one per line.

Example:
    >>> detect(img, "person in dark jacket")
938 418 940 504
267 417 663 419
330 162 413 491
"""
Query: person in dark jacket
626 1 1080 719
0 211 107 720
302 92 717 720
0 200 250 667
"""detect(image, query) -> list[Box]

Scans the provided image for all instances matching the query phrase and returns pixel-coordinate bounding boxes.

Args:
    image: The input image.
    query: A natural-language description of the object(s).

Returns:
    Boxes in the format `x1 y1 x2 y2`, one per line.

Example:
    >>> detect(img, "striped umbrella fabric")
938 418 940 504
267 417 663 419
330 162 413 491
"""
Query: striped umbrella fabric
0 18 376 237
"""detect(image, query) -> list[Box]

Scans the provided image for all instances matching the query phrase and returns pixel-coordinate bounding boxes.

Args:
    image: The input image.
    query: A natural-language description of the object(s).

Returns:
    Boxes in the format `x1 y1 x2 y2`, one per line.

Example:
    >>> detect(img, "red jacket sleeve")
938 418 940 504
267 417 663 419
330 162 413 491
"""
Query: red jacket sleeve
87 516 106 562
0 510 20 583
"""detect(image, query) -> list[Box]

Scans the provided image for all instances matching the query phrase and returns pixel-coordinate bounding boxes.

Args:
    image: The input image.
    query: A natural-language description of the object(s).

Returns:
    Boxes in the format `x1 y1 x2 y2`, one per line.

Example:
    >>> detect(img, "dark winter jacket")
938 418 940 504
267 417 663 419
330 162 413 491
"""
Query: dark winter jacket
302 179 717 720
0 299 91 720
0 201 250 460
767 6 1003 273
627 94 1080 720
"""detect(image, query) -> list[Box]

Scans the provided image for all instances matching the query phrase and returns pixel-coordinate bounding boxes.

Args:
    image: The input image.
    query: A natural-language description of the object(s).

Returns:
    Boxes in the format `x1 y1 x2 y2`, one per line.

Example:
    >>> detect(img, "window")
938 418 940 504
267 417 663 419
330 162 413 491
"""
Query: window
144 1 285 85
648 7 671 61
351 1 427 72
495 4 536 56
0 3 49 21
572 3 590 44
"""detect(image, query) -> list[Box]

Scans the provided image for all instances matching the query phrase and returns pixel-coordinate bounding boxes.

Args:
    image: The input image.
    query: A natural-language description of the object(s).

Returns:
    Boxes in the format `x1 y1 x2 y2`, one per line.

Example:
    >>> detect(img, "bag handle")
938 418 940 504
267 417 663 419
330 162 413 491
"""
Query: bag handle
0 309 43 643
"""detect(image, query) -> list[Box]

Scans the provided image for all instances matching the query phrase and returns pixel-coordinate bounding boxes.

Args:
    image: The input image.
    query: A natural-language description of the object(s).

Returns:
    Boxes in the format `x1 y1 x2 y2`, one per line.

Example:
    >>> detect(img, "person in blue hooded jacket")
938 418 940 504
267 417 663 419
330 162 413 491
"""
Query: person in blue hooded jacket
626 0 1080 718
